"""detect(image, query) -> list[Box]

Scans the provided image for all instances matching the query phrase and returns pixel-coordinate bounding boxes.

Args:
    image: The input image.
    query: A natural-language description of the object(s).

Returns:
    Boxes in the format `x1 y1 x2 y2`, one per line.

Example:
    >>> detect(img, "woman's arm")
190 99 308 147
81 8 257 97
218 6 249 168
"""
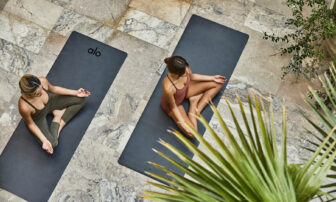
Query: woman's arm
187 67 226 83
190 73 213 81
18 103 54 154
163 82 192 134
40 77 77 96
187 67 212 81
39 77 90 97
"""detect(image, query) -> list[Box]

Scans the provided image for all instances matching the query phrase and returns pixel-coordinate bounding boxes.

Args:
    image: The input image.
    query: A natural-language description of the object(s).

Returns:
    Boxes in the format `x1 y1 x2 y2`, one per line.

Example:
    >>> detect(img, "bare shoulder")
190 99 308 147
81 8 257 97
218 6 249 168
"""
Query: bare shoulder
186 66 192 74
39 76 47 83
162 77 175 95
38 76 49 89
18 98 32 117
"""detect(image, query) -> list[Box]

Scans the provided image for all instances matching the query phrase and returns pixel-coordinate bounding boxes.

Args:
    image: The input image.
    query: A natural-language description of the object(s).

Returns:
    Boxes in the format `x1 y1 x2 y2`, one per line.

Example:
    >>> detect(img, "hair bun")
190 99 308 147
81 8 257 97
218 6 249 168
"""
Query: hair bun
164 57 170 64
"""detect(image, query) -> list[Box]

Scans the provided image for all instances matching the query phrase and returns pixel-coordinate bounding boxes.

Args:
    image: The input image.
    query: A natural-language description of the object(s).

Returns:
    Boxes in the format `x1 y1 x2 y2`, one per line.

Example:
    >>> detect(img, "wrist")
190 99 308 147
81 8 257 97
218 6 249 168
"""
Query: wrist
73 90 78 96
41 138 48 144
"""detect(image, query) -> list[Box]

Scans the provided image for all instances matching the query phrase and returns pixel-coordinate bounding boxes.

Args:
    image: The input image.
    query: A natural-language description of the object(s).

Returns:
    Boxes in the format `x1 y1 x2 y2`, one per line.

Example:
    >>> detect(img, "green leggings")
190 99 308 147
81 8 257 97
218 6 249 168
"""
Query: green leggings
31 93 86 148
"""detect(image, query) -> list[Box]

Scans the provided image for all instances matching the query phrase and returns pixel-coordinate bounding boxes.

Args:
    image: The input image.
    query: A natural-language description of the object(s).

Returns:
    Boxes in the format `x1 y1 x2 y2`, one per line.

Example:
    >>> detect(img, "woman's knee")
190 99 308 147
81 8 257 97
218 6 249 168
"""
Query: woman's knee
215 81 224 87
71 97 86 108
212 82 223 92
75 96 86 104
79 97 86 106
207 81 221 88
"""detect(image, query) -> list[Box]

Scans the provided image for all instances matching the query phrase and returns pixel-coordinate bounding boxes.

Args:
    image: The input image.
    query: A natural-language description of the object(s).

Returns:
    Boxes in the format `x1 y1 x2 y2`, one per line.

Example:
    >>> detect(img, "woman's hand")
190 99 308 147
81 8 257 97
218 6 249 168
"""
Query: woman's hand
213 75 227 84
42 140 53 154
76 88 91 97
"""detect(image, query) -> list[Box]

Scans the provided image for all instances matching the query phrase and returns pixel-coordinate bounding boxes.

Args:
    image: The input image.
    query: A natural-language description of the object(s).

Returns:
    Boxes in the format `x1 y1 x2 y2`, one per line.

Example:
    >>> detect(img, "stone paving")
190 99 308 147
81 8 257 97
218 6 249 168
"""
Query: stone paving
0 0 324 201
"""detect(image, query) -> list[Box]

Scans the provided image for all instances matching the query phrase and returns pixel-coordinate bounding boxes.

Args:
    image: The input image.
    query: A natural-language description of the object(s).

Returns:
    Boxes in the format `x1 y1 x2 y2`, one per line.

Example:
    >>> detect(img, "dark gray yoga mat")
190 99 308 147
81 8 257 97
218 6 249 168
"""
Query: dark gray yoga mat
118 15 249 181
0 31 127 202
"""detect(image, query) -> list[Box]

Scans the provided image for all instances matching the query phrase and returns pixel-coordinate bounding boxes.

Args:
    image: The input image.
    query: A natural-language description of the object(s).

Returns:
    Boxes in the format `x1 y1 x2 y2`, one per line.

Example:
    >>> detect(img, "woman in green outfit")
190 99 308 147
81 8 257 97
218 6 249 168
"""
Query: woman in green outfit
18 74 90 154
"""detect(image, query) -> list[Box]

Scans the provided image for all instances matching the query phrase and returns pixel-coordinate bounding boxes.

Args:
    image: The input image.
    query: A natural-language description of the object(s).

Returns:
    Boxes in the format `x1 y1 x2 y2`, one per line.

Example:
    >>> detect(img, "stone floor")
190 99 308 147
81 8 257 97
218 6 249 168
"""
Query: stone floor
0 0 324 201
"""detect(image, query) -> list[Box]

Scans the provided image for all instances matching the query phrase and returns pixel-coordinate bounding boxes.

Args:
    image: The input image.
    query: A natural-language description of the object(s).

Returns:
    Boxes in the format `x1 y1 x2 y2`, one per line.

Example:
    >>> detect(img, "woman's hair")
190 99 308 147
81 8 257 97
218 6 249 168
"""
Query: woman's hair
164 56 189 77
19 74 41 96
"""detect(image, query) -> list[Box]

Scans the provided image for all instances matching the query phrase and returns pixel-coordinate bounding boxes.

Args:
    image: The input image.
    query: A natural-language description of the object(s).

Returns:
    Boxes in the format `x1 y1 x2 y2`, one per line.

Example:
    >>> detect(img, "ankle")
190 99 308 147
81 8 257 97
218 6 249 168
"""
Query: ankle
52 116 62 123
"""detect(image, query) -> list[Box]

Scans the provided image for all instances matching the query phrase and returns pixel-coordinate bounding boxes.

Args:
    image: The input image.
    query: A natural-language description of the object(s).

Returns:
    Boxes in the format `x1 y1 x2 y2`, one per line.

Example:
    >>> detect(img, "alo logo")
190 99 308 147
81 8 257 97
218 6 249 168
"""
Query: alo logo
88 47 101 57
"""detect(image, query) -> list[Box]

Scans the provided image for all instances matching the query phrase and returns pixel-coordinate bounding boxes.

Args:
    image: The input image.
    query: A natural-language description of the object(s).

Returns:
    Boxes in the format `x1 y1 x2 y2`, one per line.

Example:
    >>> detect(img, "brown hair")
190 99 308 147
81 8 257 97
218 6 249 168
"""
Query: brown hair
164 56 189 77
19 74 41 96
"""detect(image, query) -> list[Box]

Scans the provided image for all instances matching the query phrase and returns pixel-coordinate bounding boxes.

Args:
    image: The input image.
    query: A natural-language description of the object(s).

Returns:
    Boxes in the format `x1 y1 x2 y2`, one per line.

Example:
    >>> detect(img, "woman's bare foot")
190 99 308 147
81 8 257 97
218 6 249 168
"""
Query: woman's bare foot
52 108 67 136
52 108 66 122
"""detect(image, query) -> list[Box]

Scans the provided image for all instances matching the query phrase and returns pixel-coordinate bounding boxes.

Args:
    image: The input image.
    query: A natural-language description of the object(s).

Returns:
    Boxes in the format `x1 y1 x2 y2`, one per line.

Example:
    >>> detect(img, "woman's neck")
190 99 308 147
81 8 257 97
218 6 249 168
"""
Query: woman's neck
168 72 180 80
21 93 37 100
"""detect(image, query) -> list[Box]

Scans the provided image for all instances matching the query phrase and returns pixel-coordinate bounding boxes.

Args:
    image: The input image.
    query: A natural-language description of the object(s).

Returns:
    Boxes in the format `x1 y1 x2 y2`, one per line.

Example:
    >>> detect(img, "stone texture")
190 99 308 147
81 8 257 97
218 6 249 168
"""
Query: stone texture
255 0 292 16
85 30 168 151
129 0 191 26
117 8 179 49
52 9 115 43
0 69 21 155
276 74 321 108
0 38 36 76
38 31 67 61
230 27 291 94
49 138 154 202
0 11 49 53
244 5 295 36
191 0 252 28
0 0 9 11
0 188 27 202
27 54 55 77
4 0 64 30
47 0 70 8
48 0 131 26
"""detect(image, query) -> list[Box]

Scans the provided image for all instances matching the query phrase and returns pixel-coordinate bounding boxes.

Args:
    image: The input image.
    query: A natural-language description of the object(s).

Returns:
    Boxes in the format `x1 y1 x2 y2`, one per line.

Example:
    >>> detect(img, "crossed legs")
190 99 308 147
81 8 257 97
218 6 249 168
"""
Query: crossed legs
52 108 66 137
51 95 86 138
169 80 223 137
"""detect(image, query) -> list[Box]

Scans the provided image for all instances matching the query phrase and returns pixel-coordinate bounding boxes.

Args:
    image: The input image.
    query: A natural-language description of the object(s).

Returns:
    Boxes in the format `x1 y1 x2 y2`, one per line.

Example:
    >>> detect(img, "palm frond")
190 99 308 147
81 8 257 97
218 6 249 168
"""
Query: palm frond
143 94 336 201
304 61 336 199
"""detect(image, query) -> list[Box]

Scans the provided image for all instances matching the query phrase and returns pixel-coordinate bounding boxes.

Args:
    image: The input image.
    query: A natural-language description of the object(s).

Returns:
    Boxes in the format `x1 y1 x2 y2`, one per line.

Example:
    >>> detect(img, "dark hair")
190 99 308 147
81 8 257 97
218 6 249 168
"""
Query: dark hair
19 74 41 94
164 56 189 77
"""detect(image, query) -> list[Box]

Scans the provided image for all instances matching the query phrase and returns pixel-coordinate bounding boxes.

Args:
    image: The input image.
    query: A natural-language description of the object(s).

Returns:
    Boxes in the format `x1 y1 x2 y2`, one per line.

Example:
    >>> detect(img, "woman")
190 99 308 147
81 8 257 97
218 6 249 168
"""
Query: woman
18 74 90 154
161 56 226 138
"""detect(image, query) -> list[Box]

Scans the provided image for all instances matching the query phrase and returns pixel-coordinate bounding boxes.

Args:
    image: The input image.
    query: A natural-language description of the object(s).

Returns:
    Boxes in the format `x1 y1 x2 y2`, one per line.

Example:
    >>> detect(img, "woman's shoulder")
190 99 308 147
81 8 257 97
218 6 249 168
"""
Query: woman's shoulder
18 97 33 115
38 76 48 84
38 76 49 89
186 66 192 74
162 77 175 94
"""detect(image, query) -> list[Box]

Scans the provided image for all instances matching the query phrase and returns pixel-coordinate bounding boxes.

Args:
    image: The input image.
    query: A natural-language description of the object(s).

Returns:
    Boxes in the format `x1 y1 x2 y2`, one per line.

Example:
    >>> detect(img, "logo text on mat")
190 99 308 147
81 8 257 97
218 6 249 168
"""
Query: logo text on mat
88 47 101 57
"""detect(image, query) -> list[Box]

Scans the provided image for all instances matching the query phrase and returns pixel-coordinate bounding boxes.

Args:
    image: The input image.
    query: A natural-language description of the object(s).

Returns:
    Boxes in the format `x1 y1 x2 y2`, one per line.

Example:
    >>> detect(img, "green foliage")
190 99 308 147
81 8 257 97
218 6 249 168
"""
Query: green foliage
143 95 336 201
307 62 336 110
263 0 336 79
304 61 336 201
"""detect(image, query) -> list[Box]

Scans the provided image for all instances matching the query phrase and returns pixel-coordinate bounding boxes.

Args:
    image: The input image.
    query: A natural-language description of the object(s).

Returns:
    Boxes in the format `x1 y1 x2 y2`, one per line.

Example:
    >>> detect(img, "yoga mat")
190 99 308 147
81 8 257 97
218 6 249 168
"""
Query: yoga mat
118 15 249 181
0 31 127 202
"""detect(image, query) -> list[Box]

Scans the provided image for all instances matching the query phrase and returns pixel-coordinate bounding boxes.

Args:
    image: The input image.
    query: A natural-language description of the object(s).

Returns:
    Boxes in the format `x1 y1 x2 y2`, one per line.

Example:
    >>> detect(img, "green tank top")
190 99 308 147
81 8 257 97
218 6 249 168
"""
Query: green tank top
20 88 51 120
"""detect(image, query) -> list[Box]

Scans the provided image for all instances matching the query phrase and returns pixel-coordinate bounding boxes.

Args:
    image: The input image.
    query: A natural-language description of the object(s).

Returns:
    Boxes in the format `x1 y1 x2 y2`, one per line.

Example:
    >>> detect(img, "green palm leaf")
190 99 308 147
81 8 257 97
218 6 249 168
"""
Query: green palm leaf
143 94 336 201
304 61 336 200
